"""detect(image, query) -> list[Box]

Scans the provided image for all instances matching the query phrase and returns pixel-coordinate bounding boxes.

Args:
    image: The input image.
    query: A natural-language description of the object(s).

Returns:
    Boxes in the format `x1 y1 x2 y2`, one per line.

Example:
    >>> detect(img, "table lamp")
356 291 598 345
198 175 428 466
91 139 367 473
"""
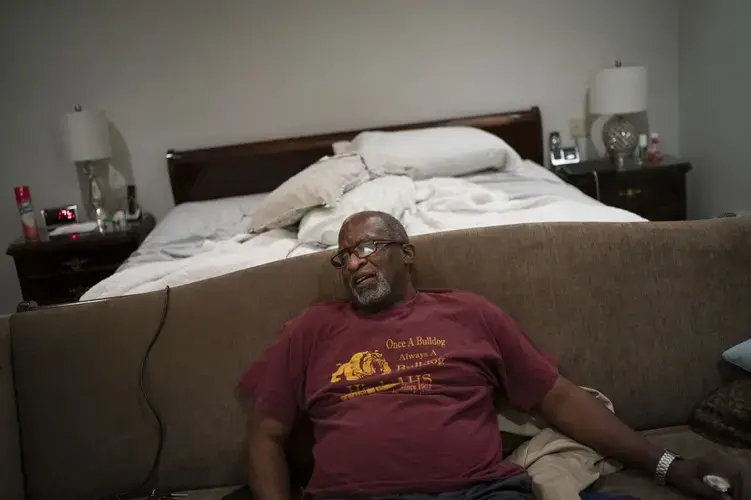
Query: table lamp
590 61 647 167
62 105 112 228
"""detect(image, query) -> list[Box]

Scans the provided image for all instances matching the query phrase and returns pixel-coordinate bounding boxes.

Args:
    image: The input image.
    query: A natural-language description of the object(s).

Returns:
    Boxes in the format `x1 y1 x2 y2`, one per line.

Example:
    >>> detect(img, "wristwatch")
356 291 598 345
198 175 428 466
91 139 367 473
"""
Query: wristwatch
655 449 681 486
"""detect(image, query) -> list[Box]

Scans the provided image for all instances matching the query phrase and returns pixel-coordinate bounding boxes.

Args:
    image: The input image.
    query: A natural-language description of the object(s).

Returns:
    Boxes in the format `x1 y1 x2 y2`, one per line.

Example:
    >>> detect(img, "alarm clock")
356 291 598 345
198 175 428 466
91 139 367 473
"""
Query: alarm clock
41 204 79 228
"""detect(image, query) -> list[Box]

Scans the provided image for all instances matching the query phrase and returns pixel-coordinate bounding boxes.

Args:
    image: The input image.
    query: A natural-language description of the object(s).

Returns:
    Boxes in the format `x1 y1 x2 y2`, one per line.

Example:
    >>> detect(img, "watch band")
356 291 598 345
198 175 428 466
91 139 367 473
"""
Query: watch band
655 449 681 486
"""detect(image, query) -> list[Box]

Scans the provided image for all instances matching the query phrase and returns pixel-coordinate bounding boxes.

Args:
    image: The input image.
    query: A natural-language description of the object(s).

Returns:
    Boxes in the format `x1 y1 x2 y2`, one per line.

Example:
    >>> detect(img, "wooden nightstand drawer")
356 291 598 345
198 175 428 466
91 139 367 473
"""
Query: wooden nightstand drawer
558 156 691 221
598 173 685 216
647 204 686 221
21 268 118 304
6 214 156 306
14 245 135 279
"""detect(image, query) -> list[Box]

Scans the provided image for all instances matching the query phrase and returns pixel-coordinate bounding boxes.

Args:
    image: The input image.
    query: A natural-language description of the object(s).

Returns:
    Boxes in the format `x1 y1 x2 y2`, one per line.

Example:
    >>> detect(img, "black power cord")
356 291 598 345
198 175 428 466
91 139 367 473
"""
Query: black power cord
97 285 171 500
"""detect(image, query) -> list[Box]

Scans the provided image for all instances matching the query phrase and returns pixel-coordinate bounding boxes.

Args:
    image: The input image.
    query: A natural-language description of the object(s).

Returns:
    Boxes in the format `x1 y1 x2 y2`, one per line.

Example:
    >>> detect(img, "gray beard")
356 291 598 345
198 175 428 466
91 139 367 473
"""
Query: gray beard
351 274 392 307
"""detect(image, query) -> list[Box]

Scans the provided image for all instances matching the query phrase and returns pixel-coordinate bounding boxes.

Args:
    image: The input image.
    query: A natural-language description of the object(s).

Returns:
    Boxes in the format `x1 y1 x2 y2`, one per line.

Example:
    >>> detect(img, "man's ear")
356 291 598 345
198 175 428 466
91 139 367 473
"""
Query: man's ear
401 243 415 265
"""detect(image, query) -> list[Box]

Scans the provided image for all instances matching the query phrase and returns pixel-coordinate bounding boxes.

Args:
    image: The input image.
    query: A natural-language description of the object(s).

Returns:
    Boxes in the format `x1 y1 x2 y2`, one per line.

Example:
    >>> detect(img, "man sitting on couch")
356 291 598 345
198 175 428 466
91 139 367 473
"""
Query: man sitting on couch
240 211 743 500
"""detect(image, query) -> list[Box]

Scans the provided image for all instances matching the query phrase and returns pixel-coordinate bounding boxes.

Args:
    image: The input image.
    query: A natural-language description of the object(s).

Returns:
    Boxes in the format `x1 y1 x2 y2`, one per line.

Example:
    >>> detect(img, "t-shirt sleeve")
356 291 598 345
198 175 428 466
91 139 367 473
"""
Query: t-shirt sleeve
238 322 305 430
479 299 559 411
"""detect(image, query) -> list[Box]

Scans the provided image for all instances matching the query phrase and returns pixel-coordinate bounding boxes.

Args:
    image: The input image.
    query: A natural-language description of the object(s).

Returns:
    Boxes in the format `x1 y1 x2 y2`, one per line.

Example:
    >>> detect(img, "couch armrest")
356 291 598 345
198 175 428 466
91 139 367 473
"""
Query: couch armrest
1 314 25 500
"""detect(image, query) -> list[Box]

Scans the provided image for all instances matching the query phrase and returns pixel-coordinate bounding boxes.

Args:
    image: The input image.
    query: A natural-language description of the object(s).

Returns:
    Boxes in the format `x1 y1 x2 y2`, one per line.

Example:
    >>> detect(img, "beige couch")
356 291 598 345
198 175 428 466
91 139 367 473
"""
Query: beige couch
2 219 750 500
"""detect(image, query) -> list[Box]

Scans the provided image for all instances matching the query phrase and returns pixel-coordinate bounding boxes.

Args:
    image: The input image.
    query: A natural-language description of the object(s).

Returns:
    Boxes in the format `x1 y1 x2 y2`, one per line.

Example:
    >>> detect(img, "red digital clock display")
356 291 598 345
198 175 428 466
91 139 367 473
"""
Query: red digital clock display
42 205 78 228
57 208 76 221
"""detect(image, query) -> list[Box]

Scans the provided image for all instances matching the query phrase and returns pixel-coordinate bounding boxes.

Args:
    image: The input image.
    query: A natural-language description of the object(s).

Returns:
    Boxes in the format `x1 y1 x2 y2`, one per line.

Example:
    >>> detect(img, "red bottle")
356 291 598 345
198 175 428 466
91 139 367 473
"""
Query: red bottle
14 186 40 241
646 133 662 163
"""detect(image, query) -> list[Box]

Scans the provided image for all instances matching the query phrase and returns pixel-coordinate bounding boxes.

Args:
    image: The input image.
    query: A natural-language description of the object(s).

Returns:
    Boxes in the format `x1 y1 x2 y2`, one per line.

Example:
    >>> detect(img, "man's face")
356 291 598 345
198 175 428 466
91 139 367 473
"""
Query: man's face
337 216 411 309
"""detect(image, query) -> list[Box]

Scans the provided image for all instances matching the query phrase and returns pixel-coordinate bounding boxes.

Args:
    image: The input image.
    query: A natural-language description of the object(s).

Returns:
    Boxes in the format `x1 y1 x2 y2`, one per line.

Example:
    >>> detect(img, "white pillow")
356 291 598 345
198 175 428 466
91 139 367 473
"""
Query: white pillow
348 126 512 180
298 176 416 247
332 140 353 155
140 193 267 249
249 153 369 233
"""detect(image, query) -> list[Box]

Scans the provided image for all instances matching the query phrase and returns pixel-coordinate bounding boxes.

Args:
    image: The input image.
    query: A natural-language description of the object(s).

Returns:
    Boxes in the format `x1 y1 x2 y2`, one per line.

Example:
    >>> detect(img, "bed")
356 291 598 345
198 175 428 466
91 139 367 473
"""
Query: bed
81 107 644 300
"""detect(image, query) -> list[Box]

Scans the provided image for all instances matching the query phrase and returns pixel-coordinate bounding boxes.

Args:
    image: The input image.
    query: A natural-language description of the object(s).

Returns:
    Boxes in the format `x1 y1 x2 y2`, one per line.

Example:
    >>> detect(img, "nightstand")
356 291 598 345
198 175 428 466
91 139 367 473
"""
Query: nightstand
6 214 155 306
557 155 692 220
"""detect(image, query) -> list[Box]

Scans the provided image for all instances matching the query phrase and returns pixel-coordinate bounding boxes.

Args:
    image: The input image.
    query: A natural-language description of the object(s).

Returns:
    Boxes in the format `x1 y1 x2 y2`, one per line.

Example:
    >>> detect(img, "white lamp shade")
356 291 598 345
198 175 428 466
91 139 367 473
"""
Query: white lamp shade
590 65 647 115
62 109 112 162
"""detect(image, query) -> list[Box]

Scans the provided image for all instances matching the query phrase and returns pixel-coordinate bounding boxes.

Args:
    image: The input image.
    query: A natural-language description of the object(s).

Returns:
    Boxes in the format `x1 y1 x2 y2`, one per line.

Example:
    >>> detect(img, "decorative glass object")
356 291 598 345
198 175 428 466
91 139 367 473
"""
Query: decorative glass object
590 61 648 168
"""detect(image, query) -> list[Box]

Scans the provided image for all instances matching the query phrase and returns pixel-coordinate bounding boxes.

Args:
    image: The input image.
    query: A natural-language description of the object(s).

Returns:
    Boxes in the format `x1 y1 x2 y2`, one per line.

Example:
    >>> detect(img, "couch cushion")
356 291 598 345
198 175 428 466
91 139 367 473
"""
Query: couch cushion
411 219 751 430
10 296 167 500
594 426 751 499
0 315 25 500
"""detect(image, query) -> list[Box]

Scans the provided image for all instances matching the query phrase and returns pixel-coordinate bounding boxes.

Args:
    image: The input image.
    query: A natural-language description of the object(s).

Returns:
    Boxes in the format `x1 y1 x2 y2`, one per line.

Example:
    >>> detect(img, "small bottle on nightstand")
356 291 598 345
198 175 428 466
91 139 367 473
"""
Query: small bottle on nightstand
647 133 662 163
14 186 40 242
633 134 648 165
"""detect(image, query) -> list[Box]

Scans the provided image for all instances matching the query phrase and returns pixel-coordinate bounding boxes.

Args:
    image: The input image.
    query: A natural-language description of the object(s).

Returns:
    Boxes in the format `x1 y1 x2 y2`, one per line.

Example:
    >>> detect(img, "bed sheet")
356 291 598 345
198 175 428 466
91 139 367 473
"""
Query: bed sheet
80 161 644 301
462 161 599 205
119 193 269 271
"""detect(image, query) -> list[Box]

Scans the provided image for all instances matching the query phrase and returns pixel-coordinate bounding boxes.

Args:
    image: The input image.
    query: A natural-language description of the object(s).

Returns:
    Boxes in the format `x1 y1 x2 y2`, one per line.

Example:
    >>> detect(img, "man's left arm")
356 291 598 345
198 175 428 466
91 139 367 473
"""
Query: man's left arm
539 377 662 472
539 377 744 500
479 299 744 500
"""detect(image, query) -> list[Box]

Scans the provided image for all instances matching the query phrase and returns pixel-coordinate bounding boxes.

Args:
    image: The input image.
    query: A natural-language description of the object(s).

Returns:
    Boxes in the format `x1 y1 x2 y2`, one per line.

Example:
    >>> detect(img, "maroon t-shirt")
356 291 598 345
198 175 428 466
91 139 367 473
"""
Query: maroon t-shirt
240 290 558 498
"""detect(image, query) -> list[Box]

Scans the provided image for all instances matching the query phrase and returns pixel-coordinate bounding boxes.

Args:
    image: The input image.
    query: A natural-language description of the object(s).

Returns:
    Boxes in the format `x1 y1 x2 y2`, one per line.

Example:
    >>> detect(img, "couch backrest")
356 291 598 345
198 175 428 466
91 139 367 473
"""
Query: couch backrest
1 315 25 500
9 219 751 500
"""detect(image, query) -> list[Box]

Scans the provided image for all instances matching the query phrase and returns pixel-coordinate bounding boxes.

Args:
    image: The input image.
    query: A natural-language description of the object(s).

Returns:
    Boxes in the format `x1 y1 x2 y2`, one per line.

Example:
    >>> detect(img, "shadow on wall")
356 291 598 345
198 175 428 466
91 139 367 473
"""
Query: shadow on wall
75 121 134 216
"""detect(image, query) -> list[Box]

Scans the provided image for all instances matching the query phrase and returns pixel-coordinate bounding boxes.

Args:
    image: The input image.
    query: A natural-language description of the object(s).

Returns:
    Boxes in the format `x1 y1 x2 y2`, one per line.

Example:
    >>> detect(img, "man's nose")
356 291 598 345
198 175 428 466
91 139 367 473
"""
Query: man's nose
346 253 366 272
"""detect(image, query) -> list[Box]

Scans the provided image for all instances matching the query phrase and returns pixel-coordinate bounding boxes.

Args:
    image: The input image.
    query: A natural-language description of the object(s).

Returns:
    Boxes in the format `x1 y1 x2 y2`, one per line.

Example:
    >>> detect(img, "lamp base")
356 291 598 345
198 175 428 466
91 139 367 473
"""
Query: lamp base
602 115 638 168
82 162 108 231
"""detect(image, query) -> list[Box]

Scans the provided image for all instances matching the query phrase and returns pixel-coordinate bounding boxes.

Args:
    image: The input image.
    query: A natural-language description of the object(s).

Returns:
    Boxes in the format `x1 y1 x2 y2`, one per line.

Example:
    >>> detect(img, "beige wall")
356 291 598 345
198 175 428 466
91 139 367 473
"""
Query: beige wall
0 0 680 313
679 0 751 219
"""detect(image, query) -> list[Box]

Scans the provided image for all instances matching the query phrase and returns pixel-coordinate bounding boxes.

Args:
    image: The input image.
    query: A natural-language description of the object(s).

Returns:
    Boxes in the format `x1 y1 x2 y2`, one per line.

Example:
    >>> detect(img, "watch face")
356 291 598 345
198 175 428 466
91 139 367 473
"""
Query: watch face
703 475 731 493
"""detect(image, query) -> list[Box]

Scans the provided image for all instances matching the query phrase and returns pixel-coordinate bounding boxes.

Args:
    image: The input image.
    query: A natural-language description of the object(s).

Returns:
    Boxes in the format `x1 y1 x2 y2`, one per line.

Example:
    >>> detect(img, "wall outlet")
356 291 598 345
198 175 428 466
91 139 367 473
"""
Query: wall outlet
569 118 588 138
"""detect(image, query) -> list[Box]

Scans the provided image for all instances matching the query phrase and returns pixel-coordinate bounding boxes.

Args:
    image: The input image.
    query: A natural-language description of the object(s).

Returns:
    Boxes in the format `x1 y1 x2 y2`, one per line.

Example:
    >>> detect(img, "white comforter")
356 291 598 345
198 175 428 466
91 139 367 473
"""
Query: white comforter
81 161 644 300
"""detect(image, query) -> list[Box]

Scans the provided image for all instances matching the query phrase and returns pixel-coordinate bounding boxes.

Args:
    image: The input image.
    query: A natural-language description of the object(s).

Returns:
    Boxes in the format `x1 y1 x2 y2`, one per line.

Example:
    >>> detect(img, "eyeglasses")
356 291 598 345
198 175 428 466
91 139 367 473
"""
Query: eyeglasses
331 240 404 269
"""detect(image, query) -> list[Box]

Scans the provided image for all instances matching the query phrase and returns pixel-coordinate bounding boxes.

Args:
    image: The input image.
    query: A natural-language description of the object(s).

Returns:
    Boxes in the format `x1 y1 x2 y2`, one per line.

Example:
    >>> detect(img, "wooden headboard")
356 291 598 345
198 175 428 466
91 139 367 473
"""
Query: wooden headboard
166 106 543 205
